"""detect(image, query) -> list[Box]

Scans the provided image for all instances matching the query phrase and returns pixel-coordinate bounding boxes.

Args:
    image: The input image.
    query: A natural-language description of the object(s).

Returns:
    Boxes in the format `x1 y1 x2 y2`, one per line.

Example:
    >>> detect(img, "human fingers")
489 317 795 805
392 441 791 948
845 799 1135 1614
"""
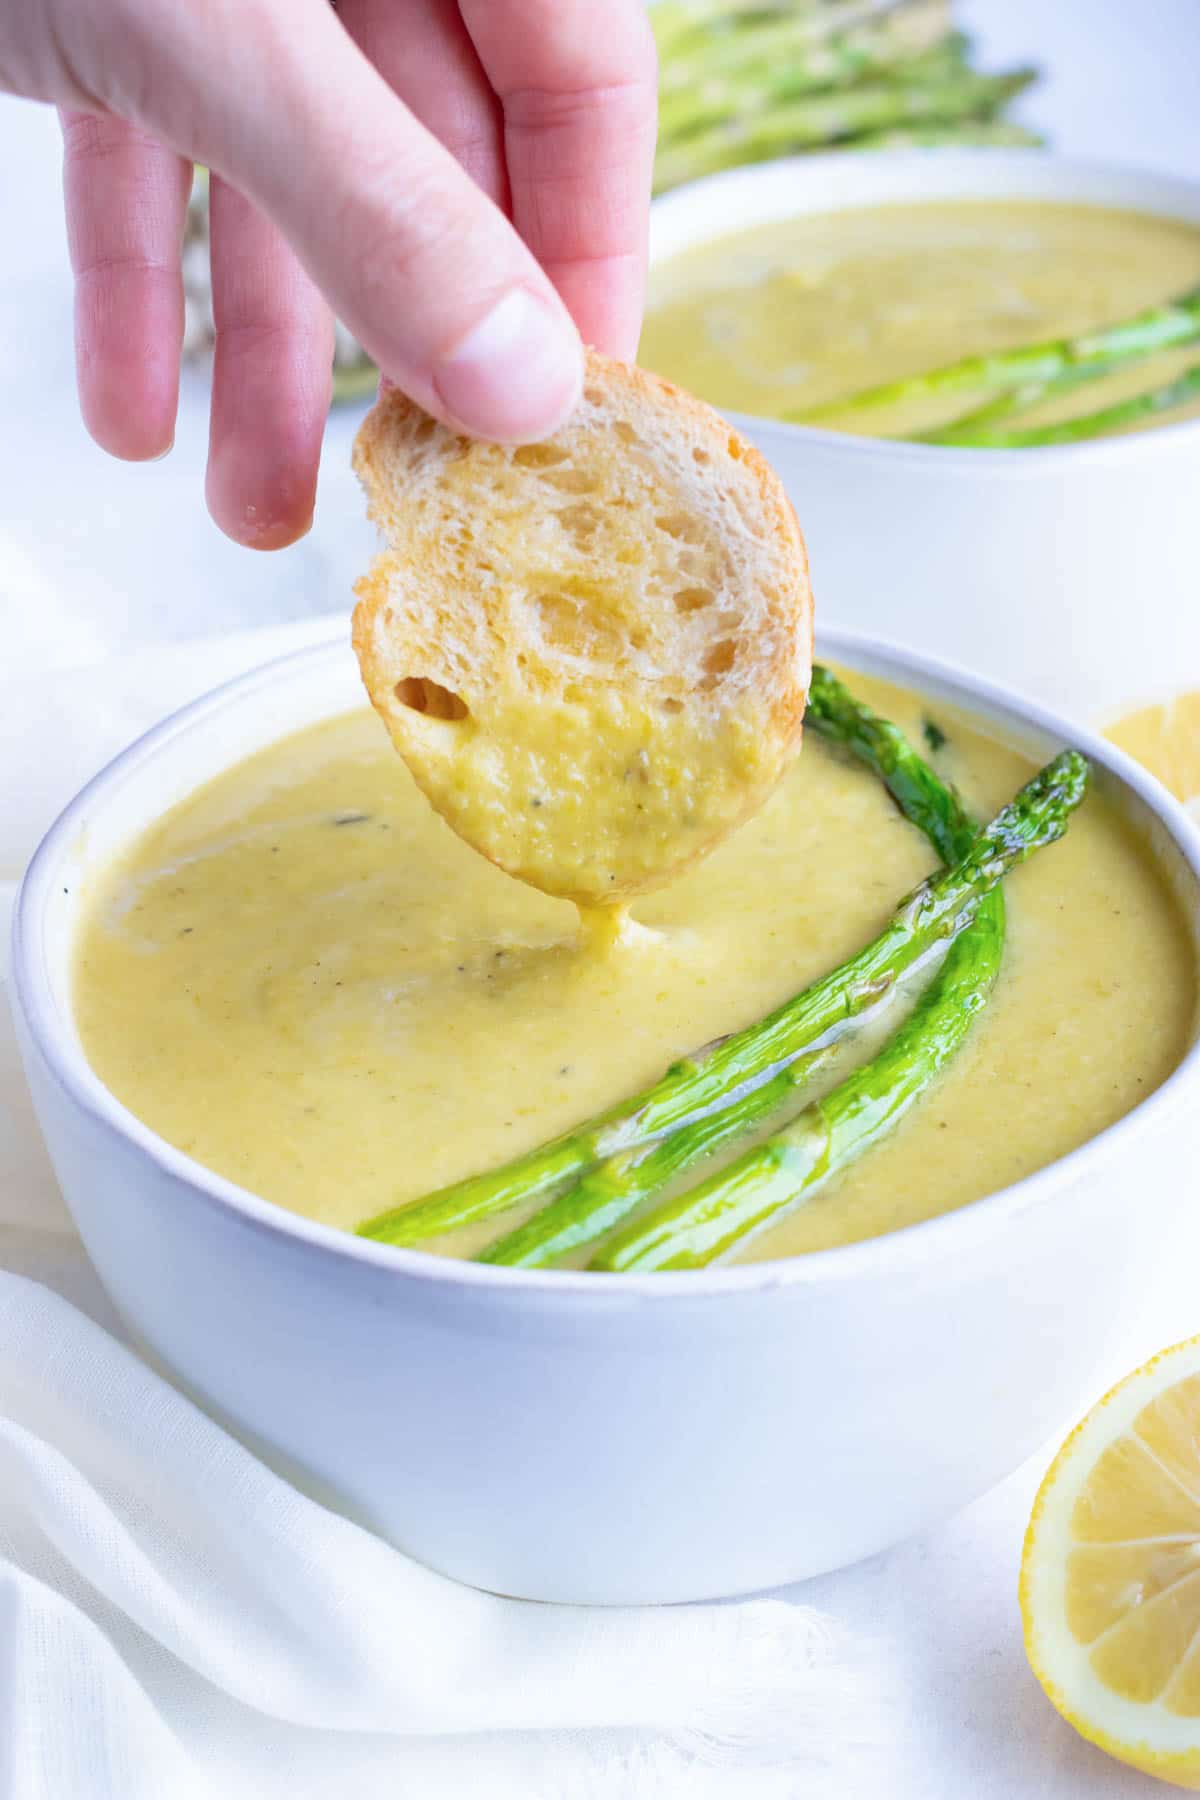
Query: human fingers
337 0 507 211
204 176 335 549
460 0 657 358
60 111 191 460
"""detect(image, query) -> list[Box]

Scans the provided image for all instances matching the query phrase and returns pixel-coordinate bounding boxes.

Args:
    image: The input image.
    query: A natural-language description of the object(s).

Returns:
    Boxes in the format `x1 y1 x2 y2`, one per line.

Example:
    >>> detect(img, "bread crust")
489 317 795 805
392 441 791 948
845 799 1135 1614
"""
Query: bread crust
352 349 813 905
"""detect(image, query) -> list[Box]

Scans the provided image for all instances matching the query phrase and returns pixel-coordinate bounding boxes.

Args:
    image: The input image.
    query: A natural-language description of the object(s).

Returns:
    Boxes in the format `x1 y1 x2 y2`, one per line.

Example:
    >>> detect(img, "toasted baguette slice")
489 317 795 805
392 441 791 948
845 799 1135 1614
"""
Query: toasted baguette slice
352 351 812 907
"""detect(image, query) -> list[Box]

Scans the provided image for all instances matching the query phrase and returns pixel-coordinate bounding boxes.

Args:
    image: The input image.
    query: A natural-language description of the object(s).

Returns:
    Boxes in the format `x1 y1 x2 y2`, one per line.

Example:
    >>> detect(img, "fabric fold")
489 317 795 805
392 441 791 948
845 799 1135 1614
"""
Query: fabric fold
0 1270 874 1798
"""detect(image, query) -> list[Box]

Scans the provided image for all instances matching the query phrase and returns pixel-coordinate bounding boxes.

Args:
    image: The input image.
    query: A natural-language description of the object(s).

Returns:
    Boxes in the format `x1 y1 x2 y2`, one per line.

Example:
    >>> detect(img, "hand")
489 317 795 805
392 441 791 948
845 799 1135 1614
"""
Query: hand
3 0 657 548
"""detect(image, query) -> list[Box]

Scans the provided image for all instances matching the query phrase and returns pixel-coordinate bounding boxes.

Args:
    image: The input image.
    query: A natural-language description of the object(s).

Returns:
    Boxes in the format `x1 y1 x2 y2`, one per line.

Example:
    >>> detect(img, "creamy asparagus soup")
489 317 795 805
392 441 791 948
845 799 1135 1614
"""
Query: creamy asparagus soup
74 667 1194 1266
640 201 1200 441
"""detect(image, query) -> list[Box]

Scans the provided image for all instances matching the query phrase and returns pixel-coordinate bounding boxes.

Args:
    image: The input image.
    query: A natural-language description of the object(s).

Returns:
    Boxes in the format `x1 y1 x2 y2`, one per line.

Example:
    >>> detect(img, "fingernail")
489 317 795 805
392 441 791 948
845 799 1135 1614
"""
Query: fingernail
434 289 583 442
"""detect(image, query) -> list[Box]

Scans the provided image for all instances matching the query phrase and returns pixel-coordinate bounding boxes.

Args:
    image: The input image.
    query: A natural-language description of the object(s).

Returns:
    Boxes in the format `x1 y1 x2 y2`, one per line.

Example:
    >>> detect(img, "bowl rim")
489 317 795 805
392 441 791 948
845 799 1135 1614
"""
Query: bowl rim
13 620 1200 1300
646 146 1200 470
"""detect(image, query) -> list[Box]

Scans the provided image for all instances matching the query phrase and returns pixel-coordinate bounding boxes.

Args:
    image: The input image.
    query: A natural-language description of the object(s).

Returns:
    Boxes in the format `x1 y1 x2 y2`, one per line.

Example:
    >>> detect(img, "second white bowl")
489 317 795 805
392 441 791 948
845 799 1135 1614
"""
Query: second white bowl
648 151 1200 727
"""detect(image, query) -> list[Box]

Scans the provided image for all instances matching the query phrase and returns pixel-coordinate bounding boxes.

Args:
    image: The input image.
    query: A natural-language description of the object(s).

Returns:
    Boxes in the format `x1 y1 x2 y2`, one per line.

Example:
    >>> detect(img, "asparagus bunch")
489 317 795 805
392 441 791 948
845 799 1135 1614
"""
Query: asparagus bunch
658 0 953 90
653 66 1037 193
653 0 885 64
359 671 1089 1263
650 0 1042 195
796 281 1200 435
656 3 959 144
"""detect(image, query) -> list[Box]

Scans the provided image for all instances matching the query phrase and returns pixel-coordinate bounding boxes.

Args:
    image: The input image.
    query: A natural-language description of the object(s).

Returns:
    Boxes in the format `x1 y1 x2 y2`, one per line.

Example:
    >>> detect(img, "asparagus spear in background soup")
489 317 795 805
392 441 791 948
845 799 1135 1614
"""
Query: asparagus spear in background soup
594 749 1089 1272
794 283 1200 426
918 358 1151 445
923 362 1200 448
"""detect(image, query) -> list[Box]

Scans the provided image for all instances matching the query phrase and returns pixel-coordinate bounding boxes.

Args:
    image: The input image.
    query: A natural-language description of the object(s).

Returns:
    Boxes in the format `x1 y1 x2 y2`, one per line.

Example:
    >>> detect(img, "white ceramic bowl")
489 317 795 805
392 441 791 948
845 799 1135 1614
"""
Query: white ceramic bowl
12 626 1200 1604
649 152 1200 726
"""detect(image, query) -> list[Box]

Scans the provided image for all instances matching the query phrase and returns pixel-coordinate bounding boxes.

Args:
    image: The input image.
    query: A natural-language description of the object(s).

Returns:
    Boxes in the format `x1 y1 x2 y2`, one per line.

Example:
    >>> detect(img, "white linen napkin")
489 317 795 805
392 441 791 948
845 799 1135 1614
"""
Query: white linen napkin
0 1271 876 1800
0 616 887 1800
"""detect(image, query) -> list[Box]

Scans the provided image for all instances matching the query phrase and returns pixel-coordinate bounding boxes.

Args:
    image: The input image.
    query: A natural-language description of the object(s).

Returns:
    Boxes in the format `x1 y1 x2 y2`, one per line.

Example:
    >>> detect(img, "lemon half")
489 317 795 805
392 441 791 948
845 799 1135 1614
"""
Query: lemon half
1107 693 1200 820
1022 1337 1200 1788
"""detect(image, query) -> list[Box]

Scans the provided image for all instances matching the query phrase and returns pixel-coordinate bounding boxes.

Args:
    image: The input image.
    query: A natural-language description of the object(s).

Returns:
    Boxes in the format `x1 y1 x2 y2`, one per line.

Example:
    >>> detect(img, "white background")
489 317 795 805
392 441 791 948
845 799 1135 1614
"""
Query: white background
1 4 1199 1795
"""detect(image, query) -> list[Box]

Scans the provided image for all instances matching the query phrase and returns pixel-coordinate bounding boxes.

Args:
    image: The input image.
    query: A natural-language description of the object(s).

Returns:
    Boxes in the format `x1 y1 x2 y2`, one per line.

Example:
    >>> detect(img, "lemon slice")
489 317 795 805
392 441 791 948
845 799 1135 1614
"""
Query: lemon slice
1022 1337 1200 1788
1106 693 1200 821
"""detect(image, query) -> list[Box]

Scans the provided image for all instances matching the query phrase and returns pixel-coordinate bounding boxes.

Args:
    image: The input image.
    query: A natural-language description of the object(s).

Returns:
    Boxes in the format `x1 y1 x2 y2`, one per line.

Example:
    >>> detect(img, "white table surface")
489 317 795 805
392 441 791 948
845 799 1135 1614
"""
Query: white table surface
2 6 1200 1793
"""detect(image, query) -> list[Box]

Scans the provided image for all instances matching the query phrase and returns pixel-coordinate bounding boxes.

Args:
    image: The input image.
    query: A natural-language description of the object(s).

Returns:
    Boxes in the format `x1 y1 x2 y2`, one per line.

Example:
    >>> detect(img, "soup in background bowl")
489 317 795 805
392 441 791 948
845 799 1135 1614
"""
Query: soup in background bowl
641 199 1200 441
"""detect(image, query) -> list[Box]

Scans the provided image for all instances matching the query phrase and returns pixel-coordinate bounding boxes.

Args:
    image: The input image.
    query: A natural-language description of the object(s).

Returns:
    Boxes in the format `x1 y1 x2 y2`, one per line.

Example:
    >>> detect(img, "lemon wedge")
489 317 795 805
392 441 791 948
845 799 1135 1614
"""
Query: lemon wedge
1107 693 1200 822
1022 1336 1200 1788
